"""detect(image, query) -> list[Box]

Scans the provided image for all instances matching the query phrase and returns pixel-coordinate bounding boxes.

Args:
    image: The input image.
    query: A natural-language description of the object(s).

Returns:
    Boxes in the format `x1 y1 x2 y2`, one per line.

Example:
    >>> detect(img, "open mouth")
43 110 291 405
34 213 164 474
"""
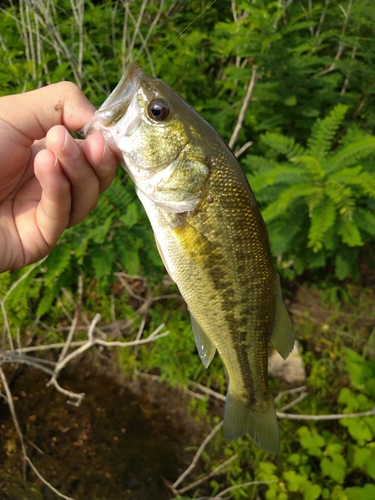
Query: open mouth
79 63 142 137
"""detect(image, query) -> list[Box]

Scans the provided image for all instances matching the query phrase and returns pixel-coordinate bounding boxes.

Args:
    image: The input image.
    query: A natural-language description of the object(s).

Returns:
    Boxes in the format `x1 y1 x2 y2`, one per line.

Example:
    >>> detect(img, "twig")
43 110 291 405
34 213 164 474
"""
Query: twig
215 479 277 498
177 454 238 495
234 140 253 158
340 45 357 95
315 0 330 38
172 420 224 488
189 382 226 402
228 66 257 150
0 366 27 458
278 391 309 412
0 367 76 499
277 407 375 420
24 457 75 500
56 277 83 362
313 0 353 79
1 256 48 305
274 385 307 404
116 273 147 302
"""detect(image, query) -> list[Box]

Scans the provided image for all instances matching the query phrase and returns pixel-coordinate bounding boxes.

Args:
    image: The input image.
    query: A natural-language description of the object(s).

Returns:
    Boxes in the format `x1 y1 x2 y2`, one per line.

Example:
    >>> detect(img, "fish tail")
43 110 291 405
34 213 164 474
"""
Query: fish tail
223 391 280 454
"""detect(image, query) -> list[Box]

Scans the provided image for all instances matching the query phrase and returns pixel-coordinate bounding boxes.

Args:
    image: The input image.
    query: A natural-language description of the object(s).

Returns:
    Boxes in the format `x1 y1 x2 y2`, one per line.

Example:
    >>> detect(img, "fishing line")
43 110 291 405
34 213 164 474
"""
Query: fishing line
151 0 217 63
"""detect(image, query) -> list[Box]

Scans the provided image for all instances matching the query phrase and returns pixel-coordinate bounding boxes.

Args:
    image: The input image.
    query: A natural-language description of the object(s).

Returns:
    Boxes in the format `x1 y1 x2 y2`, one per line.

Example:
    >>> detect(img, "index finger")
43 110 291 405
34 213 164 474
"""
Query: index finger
0 82 95 146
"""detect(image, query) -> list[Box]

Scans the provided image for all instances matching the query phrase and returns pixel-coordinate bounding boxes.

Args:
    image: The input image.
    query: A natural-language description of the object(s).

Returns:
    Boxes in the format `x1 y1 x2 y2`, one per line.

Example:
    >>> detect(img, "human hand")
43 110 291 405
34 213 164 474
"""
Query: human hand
0 82 118 273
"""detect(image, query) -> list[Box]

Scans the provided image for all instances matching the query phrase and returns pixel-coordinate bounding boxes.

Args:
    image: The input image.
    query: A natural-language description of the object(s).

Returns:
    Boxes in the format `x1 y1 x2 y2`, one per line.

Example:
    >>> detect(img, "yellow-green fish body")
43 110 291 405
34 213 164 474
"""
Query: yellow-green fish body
82 63 294 453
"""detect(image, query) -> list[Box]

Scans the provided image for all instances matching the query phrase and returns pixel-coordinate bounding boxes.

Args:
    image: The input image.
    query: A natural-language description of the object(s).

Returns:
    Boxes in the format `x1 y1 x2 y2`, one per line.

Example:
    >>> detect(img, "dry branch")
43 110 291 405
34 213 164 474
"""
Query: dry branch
228 66 257 150
172 420 224 489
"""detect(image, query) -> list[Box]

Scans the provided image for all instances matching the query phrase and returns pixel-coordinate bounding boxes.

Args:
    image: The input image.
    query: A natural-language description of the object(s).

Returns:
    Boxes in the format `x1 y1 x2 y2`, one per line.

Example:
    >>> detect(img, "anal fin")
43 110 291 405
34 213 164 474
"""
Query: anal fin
189 311 216 369
270 275 294 360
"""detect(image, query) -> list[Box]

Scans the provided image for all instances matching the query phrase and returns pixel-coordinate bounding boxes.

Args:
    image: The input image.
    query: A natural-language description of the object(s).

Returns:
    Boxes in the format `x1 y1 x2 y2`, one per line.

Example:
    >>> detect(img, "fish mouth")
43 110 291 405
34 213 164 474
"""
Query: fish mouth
80 62 142 137
94 62 142 128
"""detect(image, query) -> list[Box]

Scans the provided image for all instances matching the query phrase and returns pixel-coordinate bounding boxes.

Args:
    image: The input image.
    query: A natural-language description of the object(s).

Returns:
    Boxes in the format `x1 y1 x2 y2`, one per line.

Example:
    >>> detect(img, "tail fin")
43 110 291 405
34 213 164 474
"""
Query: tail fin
223 391 280 454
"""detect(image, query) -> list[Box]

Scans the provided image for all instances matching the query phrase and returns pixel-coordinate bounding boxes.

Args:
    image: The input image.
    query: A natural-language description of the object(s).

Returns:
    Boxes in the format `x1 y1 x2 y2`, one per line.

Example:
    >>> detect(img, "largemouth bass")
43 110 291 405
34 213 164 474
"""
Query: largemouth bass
81 63 294 453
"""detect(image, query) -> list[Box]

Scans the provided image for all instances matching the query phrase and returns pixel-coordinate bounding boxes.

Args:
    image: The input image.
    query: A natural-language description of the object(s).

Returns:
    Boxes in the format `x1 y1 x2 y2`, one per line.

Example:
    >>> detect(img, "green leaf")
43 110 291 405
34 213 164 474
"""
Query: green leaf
297 426 325 456
365 456 375 480
352 447 372 468
327 137 375 174
307 104 348 162
338 215 363 247
291 155 324 180
308 197 336 251
284 470 307 491
277 183 324 210
260 132 305 159
345 484 375 500
303 484 322 500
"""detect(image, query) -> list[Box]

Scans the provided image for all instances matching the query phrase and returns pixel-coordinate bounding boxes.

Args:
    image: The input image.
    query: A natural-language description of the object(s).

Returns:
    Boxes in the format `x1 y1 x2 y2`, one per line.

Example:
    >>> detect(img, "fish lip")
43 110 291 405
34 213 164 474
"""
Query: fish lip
95 63 142 127
80 63 143 137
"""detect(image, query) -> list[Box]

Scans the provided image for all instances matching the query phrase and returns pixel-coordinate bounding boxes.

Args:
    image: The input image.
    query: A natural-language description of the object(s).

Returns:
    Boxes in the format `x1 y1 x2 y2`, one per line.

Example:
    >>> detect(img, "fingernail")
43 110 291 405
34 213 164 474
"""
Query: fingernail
63 129 81 159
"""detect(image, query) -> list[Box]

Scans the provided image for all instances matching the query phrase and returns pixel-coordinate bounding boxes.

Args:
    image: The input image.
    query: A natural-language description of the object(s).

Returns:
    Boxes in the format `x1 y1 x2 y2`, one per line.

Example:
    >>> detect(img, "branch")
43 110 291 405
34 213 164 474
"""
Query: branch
176 454 238 496
215 479 277 498
228 66 257 150
172 420 224 489
277 407 375 421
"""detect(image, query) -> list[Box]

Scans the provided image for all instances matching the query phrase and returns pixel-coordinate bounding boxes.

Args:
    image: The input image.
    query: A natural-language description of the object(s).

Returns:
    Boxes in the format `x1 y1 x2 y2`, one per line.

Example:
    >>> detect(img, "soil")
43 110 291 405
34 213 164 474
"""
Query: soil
0 354 206 500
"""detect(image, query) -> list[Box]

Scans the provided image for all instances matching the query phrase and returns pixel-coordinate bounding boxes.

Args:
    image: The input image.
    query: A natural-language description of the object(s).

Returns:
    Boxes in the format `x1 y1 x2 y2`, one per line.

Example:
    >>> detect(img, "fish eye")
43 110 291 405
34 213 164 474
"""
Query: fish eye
147 99 170 122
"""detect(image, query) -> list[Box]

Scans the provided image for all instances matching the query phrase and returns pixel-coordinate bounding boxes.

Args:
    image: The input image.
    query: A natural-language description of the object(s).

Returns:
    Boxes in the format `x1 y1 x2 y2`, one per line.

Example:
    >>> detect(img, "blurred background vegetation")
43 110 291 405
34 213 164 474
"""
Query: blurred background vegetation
0 0 374 499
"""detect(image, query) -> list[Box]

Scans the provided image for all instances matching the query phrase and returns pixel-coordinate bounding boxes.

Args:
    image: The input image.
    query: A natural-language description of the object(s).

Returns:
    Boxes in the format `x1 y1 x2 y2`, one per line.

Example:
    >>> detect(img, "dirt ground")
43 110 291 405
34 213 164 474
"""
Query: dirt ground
0 355 206 500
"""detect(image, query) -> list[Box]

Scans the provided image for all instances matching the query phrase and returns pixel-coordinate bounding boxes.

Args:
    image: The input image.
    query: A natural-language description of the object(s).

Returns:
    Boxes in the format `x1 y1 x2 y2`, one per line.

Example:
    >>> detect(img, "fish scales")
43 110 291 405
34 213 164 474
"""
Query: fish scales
81 62 294 453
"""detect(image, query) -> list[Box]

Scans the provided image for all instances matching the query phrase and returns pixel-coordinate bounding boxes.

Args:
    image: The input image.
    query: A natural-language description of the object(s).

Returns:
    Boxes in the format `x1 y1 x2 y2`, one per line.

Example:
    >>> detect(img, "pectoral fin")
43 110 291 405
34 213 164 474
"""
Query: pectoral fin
270 275 294 360
189 311 216 368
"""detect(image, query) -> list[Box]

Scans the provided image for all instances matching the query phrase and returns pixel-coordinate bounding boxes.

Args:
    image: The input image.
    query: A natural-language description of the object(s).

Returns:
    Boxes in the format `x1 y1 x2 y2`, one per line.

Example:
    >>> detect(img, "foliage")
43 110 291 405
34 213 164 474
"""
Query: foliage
1 1 375 498
1 0 374 285
247 104 375 280
249 346 375 500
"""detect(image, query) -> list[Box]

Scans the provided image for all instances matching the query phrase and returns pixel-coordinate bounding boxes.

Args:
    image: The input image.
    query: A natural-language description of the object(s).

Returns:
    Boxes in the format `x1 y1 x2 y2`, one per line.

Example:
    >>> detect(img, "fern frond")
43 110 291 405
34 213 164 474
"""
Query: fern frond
290 155 324 180
334 253 351 280
353 207 375 237
44 245 73 288
337 214 363 247
0 271 11 298
325 182 355 218
307 104 348 162
329 167 375 198
250 165 307 192
260 132 305 159
326 137 375 174
277 183 323 210
105 177 135 213
242 154 280 173
261 199 285 222
308 197 336 252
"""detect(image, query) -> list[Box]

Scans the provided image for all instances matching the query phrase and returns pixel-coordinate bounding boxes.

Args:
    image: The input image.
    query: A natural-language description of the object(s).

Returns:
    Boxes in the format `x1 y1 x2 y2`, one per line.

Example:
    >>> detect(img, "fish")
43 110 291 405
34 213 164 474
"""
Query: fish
81 62 294 453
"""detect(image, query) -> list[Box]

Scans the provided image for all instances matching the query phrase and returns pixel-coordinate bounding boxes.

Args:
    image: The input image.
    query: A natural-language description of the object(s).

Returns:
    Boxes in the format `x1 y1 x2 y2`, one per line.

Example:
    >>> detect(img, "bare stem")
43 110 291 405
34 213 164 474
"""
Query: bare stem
172 420 224 488
277 407 375 421
177 454 238 495
215 479 277 498
228 66 257 150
